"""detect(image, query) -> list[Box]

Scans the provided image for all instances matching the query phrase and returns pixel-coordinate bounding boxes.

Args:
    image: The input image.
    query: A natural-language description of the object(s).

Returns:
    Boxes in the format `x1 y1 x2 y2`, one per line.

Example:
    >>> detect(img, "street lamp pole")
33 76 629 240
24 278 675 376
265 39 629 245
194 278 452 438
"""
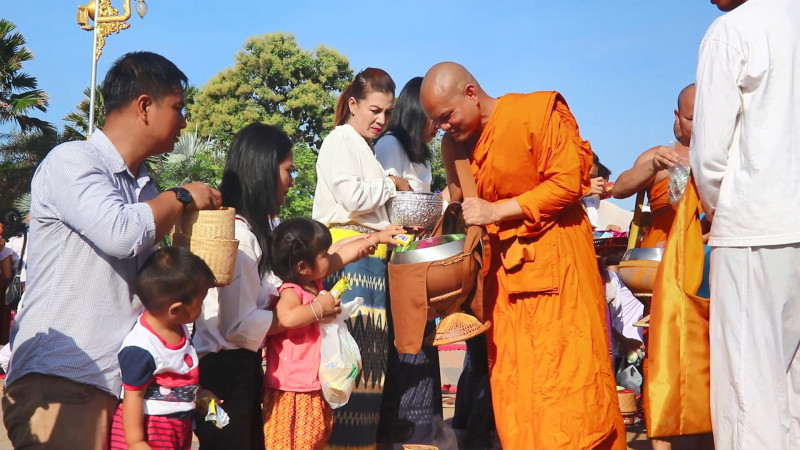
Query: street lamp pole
76 0 148 136
88 0 100 137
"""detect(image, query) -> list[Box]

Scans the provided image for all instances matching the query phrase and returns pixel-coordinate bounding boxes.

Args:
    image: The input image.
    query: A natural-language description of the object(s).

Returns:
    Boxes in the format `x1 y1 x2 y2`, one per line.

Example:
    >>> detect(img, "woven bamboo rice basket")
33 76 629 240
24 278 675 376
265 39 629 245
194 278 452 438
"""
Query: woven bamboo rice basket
433 312 492 346
172 208 238 286
181 237 238 286
618 388 638 425
174 207 235 241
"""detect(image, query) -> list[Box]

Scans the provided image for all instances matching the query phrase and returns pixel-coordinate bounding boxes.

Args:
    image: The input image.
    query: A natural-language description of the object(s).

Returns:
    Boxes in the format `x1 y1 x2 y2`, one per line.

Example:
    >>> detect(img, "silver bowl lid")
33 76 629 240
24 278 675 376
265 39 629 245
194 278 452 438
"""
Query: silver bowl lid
390 233 466 265
621 247 664 262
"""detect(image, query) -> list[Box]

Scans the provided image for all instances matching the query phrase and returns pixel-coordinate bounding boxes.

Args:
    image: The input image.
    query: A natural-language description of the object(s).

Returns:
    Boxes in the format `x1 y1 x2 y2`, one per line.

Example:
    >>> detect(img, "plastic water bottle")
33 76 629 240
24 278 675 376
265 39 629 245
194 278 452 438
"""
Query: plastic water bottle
668 162 690 204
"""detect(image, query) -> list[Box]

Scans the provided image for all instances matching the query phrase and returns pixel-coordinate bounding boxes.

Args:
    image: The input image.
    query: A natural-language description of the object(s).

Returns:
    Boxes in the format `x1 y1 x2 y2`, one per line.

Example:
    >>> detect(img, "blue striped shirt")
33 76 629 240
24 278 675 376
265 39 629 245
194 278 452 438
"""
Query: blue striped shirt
7 130 158 396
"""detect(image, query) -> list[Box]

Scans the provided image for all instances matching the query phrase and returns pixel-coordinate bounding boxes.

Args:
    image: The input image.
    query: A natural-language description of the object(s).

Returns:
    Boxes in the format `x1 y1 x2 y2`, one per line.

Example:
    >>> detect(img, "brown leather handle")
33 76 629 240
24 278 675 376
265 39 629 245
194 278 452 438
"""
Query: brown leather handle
453 154 482 250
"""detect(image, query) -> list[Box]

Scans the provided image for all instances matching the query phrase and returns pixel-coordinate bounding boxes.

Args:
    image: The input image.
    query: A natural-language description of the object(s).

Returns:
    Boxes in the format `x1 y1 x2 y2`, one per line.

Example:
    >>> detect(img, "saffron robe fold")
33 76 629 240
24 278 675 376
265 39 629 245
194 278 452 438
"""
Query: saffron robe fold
644 178 712 437
640 177 677 248
470 92 626 449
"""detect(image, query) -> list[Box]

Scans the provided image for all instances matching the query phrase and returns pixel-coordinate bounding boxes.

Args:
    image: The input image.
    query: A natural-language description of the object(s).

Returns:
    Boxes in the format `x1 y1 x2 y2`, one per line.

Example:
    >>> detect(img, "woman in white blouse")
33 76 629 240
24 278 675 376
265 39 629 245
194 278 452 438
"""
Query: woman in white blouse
193 123 339 450
375 77 438 193
373 76 443 445
312 68 410 448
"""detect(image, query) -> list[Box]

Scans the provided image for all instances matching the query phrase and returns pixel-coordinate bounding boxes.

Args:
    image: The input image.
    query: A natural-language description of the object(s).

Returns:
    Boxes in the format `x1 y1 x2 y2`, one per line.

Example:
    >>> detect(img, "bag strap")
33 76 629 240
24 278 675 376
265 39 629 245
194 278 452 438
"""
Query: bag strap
453 158 482 254
16 231 27 273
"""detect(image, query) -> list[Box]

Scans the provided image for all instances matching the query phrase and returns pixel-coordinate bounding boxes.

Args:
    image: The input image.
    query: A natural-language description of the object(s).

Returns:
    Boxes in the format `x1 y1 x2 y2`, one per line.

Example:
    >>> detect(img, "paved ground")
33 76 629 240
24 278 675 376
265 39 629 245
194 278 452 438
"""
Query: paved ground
0 347 651 449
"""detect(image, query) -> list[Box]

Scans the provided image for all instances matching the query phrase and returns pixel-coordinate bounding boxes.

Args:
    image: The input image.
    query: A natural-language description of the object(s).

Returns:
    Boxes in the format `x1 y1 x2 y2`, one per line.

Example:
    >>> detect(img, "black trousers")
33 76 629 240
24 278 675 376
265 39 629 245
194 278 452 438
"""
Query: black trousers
195 348 264 450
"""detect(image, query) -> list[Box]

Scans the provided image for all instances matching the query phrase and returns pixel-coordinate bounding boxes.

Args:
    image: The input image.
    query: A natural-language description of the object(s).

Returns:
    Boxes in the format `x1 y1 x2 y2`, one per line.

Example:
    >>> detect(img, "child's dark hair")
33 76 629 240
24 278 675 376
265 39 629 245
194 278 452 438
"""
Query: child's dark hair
136 247 216 311
270 218 332 284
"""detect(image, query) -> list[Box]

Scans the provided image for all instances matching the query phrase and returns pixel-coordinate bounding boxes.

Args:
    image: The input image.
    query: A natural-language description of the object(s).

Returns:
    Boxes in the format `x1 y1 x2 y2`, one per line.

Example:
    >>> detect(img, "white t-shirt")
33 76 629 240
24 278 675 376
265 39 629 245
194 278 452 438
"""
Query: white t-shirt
691 0 800 247
375 134 432 193
7 235 26 282
118 316 198 417
605 269 644 357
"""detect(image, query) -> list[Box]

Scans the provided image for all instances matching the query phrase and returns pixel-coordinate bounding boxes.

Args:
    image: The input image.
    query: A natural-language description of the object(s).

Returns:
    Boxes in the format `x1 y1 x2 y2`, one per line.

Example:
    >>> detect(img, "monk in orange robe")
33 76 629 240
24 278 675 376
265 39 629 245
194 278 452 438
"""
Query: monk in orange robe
420 62 625 450
613 84 695 247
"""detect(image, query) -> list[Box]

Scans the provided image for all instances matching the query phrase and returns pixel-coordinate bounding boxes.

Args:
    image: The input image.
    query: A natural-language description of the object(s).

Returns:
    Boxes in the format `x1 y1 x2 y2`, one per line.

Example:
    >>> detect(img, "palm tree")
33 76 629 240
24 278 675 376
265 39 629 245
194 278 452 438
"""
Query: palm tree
63 86 104 141
0 19 53 134
155 129 224 190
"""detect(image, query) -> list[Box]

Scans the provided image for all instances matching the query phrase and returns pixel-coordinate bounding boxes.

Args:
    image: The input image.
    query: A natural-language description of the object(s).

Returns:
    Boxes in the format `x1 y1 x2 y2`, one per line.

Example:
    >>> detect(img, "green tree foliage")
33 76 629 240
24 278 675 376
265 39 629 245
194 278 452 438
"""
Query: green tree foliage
156 129 225 190
281 144 316 220
0 19 53 134
189 32 352 149
63 86 104 141
429 135 447 194
190 32 354 218
0 129 65 210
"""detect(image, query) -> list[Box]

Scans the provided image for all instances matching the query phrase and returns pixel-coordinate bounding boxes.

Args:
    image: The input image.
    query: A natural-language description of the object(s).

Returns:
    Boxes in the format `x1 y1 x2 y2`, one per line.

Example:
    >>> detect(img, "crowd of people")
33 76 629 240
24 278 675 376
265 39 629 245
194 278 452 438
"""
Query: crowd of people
0 0 798 449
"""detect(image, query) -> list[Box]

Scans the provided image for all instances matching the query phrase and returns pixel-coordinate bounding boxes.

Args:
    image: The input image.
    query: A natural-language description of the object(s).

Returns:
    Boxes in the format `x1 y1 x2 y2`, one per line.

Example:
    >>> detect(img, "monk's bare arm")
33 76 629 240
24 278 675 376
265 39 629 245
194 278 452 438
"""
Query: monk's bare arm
612 146 674 199
461 197 524 226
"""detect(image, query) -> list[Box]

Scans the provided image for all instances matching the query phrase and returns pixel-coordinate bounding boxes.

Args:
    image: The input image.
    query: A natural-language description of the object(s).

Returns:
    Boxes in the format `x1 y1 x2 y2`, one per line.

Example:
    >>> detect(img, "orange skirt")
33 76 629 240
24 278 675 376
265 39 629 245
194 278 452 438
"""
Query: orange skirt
263 388 333 450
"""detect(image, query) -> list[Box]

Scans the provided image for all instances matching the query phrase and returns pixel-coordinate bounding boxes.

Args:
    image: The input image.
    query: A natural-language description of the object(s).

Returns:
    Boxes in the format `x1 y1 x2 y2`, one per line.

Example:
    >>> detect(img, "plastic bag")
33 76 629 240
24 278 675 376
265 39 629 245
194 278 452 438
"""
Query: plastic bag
616 363 643 396
318 296 363 409
668 162 690 204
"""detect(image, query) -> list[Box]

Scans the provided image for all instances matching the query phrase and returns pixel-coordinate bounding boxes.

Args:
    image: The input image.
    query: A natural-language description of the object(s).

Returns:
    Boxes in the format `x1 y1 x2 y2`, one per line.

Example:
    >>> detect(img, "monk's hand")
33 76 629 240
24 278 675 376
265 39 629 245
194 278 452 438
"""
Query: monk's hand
462 197 497 226
651 145 680 171
584 177 606 198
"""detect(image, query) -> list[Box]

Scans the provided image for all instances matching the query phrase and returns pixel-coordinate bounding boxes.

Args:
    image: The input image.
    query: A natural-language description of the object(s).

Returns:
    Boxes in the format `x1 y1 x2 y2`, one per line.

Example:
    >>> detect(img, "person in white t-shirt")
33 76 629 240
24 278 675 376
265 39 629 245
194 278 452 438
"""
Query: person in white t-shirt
691 0 800 447
375 77 438 193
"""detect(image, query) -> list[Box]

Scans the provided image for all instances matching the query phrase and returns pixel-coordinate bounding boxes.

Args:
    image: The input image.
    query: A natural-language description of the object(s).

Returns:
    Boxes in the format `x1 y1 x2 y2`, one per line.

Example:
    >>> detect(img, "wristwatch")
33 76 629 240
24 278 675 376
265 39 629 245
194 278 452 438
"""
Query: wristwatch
166 187 193 208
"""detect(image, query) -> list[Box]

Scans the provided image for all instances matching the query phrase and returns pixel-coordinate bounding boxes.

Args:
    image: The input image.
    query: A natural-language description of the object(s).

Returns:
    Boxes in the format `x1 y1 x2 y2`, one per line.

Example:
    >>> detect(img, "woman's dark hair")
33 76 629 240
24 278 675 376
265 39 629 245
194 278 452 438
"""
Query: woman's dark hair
597 162 612 181
219 123 293 276
136 246 216 312
270 218 332 284
383 77 432 165
334 68 396 126
102 51 188 115
0 208 26 239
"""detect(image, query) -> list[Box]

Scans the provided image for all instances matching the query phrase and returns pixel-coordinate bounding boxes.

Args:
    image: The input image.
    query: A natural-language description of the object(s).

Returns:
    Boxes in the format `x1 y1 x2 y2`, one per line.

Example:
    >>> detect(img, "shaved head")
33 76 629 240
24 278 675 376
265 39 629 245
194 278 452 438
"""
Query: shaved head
674 83 696 146
420 62 492 142
678 83 696 111
421 62 479 102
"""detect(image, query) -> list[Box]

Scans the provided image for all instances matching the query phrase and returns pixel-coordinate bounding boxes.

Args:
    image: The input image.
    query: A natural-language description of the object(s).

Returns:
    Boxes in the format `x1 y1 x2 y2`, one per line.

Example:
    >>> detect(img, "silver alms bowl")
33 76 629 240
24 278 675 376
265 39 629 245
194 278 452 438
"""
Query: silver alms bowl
386 191 444 229
621 247 664 262
390 234 466 265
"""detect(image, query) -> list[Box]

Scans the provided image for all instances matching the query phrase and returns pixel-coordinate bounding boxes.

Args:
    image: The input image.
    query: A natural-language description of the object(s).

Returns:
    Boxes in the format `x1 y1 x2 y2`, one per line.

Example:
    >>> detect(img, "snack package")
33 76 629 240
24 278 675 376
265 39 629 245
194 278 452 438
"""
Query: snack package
394 233 415 249
204 398 230 429
329 276 351 299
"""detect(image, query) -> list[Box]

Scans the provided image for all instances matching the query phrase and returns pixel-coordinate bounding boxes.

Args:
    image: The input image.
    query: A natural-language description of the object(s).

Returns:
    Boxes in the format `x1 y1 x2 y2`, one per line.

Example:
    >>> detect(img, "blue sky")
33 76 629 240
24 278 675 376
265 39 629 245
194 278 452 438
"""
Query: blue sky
6 1 722 209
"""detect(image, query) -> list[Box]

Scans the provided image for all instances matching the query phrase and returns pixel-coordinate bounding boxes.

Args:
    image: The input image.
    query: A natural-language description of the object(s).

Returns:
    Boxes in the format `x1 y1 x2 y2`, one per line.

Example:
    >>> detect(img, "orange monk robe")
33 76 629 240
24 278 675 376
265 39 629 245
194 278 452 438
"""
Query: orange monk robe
644 178 712 438
640 177 678 248
471 92 626 449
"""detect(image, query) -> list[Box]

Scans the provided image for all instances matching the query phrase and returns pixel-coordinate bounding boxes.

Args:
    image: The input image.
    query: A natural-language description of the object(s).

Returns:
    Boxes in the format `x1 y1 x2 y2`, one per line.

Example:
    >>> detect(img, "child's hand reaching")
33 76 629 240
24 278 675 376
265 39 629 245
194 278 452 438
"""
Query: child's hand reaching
315 290 342 321
375 224 405 245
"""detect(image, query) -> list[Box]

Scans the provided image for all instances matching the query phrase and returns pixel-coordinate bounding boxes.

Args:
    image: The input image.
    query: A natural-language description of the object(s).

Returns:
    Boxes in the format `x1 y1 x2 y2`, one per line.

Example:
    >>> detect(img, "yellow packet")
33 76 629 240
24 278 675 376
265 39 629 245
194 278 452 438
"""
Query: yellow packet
330 276 351 299
204 398 230 429
394 233 415 249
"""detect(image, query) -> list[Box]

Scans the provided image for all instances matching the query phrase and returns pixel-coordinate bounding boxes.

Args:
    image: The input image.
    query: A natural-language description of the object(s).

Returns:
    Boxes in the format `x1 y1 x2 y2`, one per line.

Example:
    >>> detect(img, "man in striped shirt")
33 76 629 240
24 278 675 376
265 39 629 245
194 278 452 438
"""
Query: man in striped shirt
1 51 221 450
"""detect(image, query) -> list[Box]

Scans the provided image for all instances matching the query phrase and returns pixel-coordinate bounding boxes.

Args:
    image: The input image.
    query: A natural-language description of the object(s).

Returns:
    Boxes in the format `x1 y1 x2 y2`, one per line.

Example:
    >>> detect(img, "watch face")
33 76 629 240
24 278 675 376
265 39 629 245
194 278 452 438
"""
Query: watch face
171 187 193 205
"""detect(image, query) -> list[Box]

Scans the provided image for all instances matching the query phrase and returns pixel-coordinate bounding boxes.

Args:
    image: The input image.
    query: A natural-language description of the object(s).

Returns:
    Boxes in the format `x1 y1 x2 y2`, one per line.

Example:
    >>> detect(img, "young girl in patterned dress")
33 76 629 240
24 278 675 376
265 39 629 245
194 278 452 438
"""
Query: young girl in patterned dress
263 218 400 449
